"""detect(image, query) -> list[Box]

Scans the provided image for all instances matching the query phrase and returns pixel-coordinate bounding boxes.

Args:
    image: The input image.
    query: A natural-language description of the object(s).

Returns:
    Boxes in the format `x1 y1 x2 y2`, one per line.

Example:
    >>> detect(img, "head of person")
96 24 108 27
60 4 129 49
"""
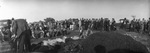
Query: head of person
12 18 14 20
94 45 106 53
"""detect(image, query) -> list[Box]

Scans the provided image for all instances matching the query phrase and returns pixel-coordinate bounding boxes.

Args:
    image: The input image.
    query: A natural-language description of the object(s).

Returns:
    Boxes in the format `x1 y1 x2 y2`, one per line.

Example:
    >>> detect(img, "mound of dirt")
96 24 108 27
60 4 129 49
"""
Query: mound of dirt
80 32 149 53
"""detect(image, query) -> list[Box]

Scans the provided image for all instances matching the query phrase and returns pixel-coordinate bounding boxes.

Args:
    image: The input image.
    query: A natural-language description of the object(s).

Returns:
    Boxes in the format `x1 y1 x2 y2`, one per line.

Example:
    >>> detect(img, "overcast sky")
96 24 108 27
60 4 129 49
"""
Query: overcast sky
0 0 149 22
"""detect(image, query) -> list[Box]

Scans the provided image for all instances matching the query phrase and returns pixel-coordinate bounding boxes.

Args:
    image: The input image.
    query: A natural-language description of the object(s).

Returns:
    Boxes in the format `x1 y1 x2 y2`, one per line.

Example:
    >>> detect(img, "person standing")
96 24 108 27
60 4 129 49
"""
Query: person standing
11 19 31 53
129 18 135 31
141 18 146 34
110 18 116 31
104 18 110 31
147 18 150 34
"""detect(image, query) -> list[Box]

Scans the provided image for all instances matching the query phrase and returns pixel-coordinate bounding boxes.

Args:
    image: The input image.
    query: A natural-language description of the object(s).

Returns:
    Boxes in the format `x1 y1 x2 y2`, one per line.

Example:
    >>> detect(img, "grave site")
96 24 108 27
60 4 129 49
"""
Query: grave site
0 0 149 53
0 26 150 53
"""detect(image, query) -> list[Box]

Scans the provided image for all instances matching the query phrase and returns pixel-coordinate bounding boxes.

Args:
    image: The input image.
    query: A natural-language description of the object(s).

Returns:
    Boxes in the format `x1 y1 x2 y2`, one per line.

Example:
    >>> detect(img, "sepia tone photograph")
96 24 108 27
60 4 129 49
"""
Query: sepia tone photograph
0 0 149 53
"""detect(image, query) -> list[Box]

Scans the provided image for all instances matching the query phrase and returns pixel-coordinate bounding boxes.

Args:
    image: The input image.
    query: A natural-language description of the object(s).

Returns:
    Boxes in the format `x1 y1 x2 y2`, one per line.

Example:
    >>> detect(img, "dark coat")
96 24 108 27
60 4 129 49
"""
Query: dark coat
11 19 31 53
12 19 30 38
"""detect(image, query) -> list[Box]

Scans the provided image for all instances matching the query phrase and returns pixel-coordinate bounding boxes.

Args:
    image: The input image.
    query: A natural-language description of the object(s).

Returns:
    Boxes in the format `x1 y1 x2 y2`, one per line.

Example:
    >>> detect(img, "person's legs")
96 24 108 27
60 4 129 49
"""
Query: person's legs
25 30 31 52
17 35 25 53
25 37 31 52
11 38 18 53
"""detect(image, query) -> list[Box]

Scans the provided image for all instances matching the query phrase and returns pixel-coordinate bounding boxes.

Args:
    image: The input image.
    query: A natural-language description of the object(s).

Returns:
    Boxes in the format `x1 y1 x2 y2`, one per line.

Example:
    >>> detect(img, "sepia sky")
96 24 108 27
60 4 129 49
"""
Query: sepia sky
0 0 149 22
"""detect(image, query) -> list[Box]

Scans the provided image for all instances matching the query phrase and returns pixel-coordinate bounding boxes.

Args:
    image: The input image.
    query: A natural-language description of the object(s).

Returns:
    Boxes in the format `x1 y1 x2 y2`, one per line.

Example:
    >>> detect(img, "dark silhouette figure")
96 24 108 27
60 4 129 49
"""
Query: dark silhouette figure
11 19 31 53
94 45 106 53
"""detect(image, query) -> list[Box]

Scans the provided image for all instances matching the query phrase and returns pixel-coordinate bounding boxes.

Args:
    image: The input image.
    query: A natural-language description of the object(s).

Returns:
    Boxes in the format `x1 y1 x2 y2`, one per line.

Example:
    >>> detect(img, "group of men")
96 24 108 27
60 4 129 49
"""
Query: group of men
120 18 150 34
29 18 117 39
78 18 116 31
3 17 150 53
29 17 150 39
29 20 71 39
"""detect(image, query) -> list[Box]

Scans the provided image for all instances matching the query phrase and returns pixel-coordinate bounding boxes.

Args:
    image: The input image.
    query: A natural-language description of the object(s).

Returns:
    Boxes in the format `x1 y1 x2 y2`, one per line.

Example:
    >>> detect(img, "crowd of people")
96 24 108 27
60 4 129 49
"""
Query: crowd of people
120 18 150 34
22 17 150 39
1 17 150 53
28 18 117 39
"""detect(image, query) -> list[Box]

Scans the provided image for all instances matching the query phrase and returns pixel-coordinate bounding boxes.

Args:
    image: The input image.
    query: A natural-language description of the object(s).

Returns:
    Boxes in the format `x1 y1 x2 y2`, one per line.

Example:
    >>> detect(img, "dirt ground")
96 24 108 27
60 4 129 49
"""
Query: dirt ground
1 29 150 53
79 30 149 53
121 30 150 52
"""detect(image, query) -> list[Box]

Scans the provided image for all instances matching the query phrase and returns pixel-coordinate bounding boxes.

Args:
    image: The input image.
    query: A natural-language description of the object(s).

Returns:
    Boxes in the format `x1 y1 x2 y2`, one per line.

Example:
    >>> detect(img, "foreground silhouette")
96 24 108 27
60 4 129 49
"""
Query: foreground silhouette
81 32 149 53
